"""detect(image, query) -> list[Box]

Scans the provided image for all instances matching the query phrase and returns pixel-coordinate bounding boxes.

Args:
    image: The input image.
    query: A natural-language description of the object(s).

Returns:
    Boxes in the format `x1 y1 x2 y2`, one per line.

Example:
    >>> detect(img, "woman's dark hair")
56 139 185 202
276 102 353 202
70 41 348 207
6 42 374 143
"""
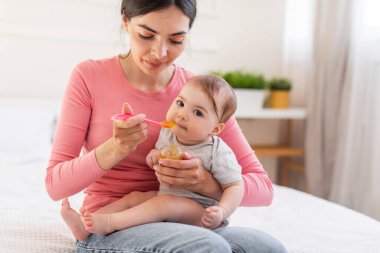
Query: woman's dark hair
121 0 197 28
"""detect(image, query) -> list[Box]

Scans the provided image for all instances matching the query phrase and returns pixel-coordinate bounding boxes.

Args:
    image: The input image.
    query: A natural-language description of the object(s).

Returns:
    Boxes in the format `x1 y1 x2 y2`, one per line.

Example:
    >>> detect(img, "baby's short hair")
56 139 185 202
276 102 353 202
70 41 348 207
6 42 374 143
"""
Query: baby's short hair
187 75 237 123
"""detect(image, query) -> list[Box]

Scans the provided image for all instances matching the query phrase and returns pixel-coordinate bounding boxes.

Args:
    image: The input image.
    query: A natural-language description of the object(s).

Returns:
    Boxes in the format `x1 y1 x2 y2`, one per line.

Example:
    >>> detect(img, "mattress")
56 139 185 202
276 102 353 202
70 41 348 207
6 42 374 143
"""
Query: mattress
1 98 379 253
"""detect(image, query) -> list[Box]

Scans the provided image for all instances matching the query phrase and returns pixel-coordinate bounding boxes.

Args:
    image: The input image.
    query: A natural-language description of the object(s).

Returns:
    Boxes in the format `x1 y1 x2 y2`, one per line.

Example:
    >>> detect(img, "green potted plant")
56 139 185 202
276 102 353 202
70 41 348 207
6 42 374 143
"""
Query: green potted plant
212 71 268 110
221 71 267 89
268 77 292 109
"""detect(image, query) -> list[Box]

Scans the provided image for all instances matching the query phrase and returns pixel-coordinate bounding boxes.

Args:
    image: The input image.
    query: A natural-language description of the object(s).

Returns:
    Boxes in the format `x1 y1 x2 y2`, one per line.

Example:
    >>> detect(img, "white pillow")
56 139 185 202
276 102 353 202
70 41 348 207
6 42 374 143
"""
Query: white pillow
0 98 61 167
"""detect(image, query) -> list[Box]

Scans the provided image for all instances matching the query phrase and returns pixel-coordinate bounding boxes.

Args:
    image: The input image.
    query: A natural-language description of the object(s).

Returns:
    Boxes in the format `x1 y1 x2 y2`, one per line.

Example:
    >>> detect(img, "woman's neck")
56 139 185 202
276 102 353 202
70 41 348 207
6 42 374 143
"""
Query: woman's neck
119 53 174 92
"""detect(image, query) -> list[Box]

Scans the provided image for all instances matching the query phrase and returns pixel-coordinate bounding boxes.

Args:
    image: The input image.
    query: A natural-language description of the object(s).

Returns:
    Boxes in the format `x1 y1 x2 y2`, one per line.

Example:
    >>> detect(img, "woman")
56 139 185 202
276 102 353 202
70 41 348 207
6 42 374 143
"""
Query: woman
46 0 287 252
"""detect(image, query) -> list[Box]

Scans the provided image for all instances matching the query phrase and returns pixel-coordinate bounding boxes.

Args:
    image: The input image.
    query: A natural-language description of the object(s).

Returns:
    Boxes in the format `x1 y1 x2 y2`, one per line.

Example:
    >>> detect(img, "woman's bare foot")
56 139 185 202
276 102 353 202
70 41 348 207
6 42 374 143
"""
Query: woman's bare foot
60 198 90 240
82 209 113 236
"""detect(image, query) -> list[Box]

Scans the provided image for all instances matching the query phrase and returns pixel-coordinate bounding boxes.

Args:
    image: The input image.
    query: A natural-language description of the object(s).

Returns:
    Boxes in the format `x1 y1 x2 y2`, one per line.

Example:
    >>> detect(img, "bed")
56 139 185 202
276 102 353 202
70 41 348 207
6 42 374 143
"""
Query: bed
1 99 380 253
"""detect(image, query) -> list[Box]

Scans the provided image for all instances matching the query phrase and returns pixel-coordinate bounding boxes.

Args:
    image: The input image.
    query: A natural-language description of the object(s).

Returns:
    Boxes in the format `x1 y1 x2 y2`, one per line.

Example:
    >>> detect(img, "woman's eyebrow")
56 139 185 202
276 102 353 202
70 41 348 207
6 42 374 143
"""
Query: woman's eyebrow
170 31 187 36
138 24 187 36
138 24 157 34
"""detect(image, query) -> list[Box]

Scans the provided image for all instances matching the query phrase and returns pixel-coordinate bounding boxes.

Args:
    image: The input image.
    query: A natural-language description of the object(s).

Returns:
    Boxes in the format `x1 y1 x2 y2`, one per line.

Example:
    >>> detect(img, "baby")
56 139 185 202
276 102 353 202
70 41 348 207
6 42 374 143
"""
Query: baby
62 75 243 239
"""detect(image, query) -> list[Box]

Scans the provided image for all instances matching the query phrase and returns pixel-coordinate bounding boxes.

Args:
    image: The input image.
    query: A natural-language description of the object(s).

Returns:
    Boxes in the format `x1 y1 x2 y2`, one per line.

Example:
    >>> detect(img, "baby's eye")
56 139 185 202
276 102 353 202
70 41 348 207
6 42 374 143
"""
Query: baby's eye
194 110 203 117
176 100 184 107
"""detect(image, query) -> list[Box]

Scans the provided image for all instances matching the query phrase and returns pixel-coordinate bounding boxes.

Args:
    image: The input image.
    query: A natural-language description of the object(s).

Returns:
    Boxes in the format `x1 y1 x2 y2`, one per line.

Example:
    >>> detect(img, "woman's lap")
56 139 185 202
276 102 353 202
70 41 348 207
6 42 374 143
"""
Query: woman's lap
76 222 286 253
214 226 287 253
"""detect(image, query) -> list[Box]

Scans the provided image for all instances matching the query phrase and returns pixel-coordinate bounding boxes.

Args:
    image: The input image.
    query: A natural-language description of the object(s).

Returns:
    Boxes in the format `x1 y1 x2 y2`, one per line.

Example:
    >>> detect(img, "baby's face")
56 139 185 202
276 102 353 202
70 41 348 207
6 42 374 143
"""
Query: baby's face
166 82 221 145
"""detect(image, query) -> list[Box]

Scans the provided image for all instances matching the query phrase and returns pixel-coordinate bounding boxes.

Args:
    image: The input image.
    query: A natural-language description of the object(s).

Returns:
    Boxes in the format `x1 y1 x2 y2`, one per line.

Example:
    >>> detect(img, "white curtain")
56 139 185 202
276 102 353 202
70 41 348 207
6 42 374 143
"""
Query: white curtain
329 0 380 220
284 0 380 220
282 0 314 108
306 0 352 199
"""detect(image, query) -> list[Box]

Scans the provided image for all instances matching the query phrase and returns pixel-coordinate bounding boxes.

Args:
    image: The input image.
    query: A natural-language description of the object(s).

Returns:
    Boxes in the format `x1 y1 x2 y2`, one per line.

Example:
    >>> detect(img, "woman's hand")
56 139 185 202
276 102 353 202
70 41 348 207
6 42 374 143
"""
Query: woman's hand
112 116 147 157
153 152 223 200
95 103 148 171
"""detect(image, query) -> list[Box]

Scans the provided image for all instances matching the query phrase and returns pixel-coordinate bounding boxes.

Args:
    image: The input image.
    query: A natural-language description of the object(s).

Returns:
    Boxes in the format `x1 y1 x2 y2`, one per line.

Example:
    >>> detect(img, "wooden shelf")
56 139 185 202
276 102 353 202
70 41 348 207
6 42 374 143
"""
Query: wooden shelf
252 145 304 157
236 107 307 189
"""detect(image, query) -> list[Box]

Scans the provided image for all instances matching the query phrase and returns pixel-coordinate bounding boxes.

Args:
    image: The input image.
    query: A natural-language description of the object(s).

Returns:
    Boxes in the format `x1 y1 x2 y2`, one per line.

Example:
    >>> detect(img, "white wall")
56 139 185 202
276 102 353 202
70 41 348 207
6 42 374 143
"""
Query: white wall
0 0 286 98
180 0 286 76
0 0 288 182
0 0 122 98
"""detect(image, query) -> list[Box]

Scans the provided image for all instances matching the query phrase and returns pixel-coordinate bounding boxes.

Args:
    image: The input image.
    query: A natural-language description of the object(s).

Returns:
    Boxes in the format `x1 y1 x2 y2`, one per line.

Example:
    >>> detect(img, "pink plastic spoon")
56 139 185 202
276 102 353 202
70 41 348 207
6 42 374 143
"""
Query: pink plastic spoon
111 113 176 128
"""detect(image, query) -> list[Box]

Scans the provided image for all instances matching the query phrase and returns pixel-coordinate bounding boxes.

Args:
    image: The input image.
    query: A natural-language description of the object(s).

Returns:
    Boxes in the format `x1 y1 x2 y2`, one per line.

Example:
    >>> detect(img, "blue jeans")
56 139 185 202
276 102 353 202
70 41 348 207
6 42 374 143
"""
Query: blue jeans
76 222 287 253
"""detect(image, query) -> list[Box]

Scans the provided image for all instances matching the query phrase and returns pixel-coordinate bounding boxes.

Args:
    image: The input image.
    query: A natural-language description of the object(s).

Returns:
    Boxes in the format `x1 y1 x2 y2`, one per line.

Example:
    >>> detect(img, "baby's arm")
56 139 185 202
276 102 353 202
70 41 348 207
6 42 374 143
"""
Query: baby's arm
146 149 160 168
201 181 244 229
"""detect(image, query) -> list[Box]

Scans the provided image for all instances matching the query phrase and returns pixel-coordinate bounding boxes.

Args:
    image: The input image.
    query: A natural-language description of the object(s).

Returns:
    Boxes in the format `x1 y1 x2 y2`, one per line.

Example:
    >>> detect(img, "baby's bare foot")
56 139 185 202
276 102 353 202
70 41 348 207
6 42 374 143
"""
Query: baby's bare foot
60 198 90 241
82 210 113 236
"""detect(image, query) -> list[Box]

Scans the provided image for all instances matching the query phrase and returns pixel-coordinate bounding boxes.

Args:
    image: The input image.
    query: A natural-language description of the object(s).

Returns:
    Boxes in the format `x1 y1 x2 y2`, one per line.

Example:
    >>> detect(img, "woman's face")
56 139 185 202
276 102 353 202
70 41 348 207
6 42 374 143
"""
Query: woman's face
124 7 190 76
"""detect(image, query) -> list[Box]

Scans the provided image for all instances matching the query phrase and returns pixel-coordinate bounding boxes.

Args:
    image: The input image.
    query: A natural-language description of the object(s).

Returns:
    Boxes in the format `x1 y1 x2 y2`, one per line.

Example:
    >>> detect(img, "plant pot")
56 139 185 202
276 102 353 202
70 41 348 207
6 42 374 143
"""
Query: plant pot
234 89 267 114
269 91 290 109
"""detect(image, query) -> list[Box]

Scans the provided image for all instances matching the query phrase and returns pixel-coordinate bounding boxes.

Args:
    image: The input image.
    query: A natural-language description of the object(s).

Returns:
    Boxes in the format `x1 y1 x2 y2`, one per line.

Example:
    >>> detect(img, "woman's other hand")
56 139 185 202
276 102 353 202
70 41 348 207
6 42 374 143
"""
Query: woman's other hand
95 103 148 171
153 152 223 200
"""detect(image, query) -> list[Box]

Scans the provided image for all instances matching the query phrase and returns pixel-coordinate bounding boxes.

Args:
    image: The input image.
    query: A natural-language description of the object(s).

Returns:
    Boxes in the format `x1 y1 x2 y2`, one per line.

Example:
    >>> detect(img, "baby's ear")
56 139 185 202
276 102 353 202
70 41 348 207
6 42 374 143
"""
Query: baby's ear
212 123 225 136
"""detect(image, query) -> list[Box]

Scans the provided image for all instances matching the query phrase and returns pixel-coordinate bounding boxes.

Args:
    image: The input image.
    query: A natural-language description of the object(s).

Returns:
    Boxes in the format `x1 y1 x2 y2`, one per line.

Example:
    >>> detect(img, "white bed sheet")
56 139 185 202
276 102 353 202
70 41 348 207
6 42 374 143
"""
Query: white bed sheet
1 99 380 253
230 188 380 253
1 160 379 253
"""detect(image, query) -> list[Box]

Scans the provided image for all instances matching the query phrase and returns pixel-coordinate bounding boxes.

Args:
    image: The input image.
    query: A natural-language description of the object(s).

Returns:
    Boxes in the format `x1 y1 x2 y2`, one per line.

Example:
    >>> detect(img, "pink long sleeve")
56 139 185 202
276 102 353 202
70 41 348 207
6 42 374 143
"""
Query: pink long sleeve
220 118 273 206
45 57 187 210
45 56 273 211
45 60 107 201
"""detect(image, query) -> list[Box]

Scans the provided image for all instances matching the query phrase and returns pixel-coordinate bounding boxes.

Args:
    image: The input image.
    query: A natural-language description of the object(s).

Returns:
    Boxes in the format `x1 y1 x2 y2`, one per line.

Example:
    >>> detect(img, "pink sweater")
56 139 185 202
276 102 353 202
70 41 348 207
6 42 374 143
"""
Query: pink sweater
45 56 273 212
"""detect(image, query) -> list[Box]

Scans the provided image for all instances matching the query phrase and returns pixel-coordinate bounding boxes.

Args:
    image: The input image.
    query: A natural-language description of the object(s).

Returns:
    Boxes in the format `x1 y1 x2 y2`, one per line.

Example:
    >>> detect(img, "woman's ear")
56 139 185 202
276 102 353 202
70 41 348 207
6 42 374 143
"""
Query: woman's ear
211 123 225 136
122 14 129 31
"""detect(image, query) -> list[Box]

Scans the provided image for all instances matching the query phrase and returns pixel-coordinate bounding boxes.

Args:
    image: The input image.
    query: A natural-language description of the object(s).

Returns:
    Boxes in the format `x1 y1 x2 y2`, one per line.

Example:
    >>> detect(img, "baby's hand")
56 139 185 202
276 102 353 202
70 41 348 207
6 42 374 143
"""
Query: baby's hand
201 206 226 229
146 149 160 169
